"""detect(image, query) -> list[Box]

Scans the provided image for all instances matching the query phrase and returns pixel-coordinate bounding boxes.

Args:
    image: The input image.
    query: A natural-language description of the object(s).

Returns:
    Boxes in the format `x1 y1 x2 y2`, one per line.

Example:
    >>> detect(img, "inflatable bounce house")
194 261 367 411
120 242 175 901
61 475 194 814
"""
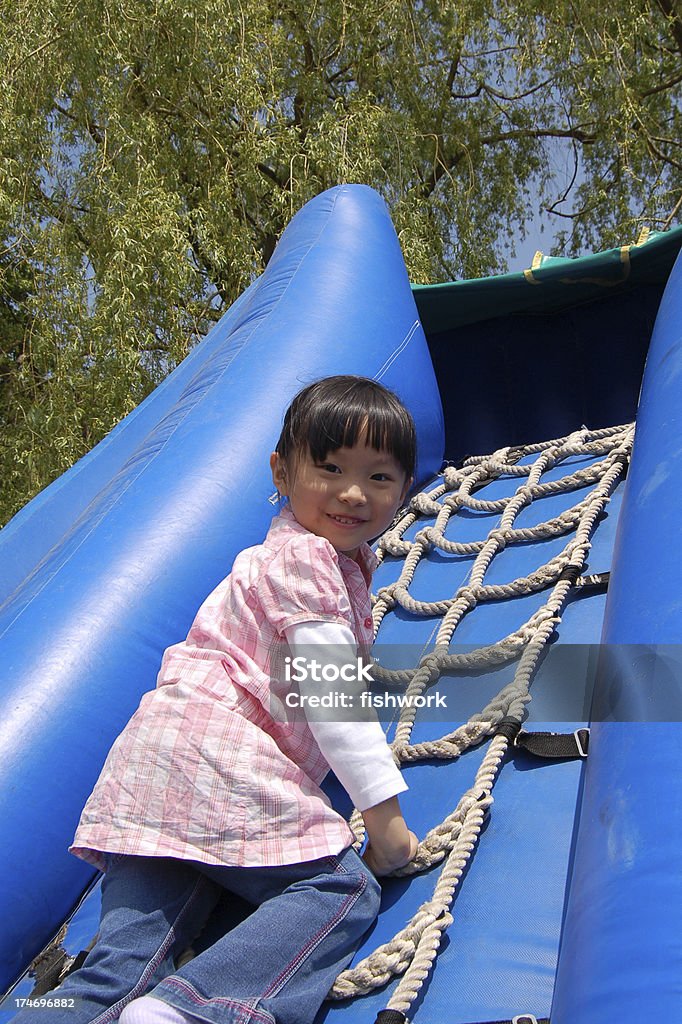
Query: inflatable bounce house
2 184 682 1024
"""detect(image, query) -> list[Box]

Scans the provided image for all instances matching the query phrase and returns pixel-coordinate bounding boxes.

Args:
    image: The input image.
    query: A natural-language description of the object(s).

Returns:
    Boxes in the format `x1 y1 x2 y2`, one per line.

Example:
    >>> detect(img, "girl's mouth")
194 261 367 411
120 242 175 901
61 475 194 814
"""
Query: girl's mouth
328 514 366 526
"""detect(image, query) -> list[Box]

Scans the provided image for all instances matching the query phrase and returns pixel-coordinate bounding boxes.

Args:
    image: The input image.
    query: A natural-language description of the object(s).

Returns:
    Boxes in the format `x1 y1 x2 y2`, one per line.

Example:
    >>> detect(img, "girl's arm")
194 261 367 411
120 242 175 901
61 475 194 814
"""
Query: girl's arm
361 796 419 875
284 619 417 875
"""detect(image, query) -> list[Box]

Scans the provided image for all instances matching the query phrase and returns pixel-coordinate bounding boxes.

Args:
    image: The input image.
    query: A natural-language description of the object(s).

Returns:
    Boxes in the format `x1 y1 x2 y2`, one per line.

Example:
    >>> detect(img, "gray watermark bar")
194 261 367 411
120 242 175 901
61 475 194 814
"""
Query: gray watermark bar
265 642 682 723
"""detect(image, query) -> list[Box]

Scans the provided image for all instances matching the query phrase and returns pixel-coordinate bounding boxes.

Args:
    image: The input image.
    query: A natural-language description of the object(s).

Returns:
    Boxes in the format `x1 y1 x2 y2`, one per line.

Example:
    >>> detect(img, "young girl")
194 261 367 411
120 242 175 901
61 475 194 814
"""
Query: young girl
16 376 418 1024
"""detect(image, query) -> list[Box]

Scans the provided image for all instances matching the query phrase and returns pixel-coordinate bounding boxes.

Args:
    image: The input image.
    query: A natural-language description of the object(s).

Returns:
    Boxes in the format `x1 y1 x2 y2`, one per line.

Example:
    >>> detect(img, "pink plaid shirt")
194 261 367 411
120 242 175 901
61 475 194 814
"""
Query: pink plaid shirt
70 507 379 870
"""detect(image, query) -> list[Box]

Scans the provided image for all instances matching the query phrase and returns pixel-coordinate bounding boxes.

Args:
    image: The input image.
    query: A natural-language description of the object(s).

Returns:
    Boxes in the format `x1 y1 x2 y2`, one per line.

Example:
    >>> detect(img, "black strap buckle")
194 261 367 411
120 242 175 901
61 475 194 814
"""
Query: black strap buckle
514 727 589 760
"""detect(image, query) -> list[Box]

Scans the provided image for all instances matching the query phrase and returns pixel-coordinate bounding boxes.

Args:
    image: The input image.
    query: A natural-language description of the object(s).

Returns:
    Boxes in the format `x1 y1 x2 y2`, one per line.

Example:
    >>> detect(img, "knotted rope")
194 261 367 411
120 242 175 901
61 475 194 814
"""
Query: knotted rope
329 423 633 1015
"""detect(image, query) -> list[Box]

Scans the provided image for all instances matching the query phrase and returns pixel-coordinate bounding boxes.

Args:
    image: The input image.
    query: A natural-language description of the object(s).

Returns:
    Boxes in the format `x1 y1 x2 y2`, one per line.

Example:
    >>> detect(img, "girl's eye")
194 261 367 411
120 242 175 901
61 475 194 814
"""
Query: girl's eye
320 463 341 473
372 473 392 481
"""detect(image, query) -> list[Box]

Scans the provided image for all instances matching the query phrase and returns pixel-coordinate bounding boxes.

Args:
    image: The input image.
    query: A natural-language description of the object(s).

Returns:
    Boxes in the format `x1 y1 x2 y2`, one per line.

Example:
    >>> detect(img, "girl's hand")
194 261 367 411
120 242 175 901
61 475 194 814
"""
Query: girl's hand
363 829 419 876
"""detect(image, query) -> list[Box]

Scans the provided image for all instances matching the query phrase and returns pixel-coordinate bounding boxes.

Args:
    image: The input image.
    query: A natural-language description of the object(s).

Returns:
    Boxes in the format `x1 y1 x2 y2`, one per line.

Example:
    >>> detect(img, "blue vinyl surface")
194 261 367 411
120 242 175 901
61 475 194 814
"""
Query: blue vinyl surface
3 186 682 1024
0 185 444 994
551 246 682 1024
1 446 623 1024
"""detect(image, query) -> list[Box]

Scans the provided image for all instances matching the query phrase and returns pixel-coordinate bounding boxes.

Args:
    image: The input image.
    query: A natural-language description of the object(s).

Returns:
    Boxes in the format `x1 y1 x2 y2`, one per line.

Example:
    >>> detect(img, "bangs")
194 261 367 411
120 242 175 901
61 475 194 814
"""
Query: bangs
306 404 405 465
276 376 416 479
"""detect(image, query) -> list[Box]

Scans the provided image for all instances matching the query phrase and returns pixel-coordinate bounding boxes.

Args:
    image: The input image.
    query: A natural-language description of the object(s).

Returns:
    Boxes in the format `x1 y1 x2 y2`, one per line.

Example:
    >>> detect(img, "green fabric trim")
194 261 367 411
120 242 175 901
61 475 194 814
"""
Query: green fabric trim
411 227 682 336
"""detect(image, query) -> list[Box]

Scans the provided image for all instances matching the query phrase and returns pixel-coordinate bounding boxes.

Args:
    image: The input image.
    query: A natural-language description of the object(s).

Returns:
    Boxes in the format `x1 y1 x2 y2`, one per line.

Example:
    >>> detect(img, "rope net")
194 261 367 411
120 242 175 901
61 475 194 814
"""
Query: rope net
329 422 634 1015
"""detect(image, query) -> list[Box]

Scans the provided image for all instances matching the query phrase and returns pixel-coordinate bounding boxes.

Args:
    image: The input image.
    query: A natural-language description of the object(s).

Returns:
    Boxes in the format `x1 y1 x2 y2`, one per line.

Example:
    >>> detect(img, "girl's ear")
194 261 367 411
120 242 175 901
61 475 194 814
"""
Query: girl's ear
270 452 289 497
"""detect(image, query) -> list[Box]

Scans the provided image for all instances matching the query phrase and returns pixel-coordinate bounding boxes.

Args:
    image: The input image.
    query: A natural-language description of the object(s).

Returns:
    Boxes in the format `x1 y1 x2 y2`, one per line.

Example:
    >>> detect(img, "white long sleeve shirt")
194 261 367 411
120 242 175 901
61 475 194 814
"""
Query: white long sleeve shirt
284 619 407 812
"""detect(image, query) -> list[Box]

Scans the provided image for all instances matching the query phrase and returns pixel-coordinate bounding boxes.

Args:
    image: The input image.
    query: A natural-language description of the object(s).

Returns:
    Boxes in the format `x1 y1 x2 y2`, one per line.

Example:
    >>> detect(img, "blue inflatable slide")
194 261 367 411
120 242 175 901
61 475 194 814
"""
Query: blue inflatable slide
2 185 682 1023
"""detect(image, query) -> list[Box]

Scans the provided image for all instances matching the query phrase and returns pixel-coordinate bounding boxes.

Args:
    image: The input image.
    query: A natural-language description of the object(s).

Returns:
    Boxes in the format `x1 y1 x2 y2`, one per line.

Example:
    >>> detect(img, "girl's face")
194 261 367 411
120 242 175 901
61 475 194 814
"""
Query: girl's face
270 435 411 560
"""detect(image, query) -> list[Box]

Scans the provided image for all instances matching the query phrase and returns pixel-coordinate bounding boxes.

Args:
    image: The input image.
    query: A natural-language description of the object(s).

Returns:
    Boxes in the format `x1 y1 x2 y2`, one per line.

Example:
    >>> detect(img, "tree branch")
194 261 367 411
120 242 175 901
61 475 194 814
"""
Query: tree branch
419 123 597 199
638 67 682 98
9 33 65 78
55 99 104 146
645 133 682 171
257 162 288 189
655 0 682 58
478 125 597 146
32 183 92 251
662 191 682 227
450 76 554 103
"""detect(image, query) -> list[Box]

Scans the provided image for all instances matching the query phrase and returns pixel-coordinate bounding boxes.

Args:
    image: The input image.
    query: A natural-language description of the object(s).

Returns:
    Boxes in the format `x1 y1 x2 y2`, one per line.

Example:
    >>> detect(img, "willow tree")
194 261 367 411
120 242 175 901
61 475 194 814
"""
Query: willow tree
1 0 680 525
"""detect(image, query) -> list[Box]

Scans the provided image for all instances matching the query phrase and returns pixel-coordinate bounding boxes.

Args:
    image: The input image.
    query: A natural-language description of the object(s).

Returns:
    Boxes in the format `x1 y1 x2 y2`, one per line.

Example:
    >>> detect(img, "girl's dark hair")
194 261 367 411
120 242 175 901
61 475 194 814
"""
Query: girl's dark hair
276 375 416 479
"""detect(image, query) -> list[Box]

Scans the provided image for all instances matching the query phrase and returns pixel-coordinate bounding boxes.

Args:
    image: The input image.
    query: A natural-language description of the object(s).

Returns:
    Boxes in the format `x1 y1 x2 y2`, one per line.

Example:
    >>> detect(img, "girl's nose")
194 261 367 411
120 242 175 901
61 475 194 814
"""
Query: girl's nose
340 481 367 504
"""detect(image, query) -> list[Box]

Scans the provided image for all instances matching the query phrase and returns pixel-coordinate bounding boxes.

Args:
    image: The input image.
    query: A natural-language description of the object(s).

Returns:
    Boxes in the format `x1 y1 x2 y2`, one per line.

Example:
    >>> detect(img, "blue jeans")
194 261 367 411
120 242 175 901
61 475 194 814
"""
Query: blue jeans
11 848 380 1024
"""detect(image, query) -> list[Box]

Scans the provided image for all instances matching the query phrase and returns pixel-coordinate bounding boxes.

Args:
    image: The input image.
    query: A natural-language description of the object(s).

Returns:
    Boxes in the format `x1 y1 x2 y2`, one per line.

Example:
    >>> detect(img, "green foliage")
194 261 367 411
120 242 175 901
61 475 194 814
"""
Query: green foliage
1 0 680 525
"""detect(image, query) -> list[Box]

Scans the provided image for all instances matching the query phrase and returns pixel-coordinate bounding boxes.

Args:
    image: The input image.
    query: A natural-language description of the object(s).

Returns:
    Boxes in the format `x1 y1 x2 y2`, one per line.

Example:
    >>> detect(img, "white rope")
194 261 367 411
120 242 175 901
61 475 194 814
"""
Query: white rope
329 423 633 1012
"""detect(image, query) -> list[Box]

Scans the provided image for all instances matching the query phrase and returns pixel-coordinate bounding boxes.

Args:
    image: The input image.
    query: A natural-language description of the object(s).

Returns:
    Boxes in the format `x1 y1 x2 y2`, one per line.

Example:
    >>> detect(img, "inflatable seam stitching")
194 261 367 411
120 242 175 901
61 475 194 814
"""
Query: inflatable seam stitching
374 320 421 379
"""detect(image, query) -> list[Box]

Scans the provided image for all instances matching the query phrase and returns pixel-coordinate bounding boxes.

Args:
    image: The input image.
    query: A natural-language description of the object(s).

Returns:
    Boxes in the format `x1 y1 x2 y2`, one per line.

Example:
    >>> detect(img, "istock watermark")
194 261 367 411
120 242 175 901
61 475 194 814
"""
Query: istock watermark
268 643 452 722
284 654 375 685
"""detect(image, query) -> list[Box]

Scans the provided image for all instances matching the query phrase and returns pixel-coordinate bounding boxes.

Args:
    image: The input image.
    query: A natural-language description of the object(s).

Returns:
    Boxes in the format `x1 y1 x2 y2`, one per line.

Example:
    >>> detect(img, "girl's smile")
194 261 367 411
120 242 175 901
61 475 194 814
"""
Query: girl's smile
271 436 411 559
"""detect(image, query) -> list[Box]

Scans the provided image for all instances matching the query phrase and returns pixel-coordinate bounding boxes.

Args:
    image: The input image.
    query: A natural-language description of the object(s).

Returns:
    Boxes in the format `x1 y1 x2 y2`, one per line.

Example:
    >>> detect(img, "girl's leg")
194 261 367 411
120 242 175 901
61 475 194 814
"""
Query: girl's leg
11 857 220 1024
127 846 380 1024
